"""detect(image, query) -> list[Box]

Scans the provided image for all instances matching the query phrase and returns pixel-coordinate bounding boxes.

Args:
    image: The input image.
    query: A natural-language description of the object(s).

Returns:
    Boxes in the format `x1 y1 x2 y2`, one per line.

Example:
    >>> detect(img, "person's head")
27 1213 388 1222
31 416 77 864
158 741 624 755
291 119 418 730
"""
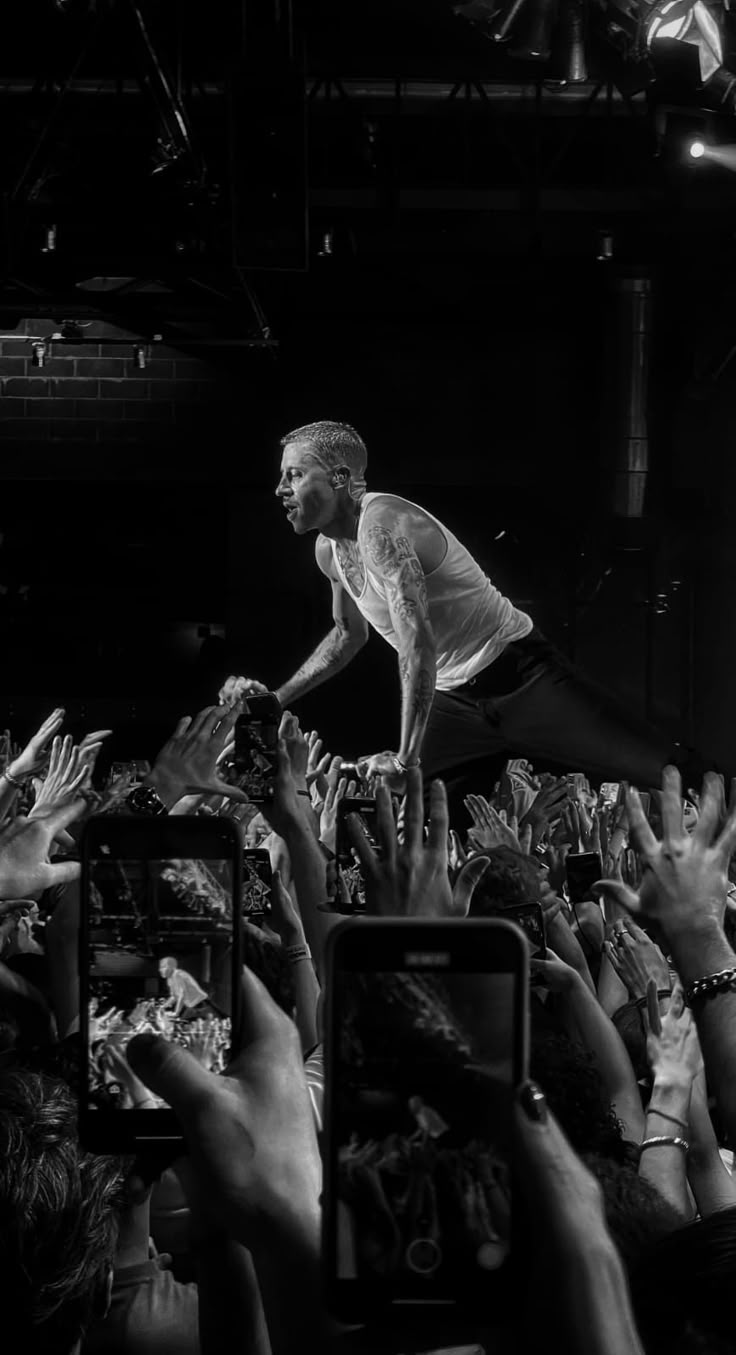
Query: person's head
0 1066 126 1355
276 420 368 536
158 956 177 979
467 846 545 917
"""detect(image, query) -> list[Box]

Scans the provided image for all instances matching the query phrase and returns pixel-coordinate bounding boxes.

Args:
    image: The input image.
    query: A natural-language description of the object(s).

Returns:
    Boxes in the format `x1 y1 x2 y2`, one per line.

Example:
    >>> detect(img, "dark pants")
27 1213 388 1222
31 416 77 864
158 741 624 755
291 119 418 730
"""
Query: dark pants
421 628 695 826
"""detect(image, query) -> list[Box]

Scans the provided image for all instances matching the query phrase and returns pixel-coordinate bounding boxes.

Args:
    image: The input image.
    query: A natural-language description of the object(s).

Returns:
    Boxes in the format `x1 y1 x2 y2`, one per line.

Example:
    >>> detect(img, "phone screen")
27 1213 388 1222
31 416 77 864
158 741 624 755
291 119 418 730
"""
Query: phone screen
565 851 604 906
234 695 280 802
324 919 528 1319
80 818 241 1148
242 849 272 915
336 798 382 912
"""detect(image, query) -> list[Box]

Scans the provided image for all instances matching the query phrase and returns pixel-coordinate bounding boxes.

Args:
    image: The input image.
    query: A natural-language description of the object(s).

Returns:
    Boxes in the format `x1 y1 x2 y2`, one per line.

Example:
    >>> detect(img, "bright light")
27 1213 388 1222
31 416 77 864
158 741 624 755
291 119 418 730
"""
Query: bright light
689 140 706 158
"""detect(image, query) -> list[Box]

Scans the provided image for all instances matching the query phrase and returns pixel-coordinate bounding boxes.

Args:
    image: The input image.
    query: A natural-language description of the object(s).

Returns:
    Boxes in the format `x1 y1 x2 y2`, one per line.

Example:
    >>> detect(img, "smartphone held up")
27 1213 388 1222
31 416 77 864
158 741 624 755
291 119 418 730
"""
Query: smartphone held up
233 692 281 802
322 917 529 1323
79 816 242 1151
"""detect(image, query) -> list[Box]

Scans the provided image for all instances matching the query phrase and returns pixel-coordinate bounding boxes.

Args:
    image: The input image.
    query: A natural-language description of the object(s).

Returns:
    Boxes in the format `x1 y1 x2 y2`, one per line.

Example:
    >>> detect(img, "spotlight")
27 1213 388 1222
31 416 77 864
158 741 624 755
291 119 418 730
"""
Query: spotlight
509 0 558 59
689 139 706 158
132 345 147 370
31 342 48 369
646 0 724 83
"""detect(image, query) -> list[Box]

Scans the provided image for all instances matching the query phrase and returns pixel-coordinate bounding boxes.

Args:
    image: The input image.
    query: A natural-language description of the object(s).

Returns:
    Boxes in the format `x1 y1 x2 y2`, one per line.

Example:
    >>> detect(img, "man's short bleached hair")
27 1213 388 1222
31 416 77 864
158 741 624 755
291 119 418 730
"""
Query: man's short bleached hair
281 420 368 497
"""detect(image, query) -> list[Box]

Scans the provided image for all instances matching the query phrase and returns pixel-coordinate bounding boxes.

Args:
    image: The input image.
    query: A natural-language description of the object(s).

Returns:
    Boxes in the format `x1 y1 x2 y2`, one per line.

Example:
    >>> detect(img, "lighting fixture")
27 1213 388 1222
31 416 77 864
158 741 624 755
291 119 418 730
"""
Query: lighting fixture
31 342 48 369
132 345 147 370
689 139 706 157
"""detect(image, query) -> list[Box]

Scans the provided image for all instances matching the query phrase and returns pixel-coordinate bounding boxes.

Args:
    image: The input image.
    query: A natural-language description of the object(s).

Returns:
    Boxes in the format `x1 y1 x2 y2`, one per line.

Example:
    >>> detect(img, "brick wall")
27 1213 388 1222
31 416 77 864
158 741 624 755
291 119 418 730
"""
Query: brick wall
0 317 219 450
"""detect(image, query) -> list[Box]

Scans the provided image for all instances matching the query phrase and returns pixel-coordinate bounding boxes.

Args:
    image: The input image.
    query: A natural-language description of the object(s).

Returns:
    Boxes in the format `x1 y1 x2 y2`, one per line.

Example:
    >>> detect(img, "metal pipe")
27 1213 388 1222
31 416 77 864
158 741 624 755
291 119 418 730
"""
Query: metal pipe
602 274 652 520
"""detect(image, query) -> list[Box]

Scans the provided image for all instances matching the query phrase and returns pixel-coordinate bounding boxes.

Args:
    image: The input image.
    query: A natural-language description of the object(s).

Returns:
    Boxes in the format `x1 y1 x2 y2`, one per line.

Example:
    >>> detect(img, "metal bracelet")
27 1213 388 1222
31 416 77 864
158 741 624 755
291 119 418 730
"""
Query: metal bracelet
685 967 736 1007
639 1135 689 1154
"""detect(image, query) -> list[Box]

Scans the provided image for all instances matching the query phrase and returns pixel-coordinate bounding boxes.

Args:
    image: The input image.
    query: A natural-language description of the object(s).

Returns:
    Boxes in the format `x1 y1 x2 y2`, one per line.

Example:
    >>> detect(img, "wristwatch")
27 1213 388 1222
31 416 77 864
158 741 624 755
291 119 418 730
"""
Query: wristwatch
125 784 168 817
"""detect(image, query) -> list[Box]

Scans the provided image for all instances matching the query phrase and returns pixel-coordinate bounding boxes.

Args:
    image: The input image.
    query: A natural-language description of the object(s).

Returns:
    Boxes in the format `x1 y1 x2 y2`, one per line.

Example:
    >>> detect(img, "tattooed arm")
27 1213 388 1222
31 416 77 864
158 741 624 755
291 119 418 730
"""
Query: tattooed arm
275 537 369 707
362 511 437 767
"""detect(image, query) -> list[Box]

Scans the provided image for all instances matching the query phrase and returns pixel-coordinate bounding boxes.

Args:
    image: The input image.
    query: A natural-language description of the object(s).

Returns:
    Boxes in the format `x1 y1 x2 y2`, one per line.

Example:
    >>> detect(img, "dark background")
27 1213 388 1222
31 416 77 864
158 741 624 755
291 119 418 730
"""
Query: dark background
0 0 734 779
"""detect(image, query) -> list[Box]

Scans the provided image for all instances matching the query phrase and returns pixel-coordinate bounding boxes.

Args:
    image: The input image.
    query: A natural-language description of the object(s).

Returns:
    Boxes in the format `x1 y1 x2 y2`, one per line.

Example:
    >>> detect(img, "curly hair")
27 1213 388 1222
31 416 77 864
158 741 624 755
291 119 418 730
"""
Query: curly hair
582 1152 683 1271
0 1067 127 1355
468 846 544 916
530 1031 629 1162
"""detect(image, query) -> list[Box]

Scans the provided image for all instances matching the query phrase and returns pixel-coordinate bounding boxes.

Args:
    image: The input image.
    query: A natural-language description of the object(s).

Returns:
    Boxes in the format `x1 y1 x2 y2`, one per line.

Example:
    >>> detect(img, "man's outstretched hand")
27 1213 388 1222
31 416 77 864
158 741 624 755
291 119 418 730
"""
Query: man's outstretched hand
593 766 736 941
218 676 270 709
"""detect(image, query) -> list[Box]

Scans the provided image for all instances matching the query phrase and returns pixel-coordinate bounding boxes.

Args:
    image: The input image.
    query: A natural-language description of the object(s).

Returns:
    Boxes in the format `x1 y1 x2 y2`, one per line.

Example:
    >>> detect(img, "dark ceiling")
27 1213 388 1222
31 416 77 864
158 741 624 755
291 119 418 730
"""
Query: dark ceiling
1 0 736 313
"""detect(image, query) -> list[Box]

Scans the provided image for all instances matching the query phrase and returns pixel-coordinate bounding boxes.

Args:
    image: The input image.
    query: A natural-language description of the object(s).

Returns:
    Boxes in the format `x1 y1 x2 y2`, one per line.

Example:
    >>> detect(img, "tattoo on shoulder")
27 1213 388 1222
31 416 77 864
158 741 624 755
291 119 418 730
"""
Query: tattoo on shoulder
365 524 414 574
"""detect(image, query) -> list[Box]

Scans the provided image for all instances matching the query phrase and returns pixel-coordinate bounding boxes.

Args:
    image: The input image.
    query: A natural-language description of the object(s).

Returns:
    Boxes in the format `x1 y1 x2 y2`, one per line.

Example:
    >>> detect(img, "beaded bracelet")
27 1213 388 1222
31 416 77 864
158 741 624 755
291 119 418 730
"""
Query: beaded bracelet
685 968 736 1007
639 1135 689 1154
2 768 24 790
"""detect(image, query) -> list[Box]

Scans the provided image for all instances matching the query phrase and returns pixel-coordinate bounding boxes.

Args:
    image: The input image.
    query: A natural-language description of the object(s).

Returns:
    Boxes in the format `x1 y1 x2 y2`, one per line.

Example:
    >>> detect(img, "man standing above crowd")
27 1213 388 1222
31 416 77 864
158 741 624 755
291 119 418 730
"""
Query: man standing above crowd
220 420 685 807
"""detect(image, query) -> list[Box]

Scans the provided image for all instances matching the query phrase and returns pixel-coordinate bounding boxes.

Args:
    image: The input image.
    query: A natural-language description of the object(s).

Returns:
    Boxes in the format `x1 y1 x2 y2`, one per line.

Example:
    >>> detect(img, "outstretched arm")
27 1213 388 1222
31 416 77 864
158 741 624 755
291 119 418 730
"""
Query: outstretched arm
362 511 437 767
275 539 368 708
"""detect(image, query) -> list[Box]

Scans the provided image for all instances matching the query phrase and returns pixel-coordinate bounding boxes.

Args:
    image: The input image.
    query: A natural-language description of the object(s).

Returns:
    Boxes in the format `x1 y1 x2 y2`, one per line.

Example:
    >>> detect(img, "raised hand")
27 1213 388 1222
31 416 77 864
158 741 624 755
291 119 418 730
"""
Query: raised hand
646 978 704 1086
319 758 350 855
6 708 66 781
563 802 602 856
278 710 309 791
593 767 736 939
539 880 566 926
603 917 671 1004
519 777 570 851
356 751 406 796
305 731 331 807
0 800 85 898
529 947 579 993
126 965 321 1252
464 794 521 853
346 767 490 918
149 704 241 811
218 675 269 709
29 735 92 818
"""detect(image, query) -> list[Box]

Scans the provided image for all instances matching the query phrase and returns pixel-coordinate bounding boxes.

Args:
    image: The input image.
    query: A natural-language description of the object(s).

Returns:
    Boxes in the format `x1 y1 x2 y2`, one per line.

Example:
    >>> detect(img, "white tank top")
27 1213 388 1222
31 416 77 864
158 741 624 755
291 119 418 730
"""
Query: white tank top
330 492 533 691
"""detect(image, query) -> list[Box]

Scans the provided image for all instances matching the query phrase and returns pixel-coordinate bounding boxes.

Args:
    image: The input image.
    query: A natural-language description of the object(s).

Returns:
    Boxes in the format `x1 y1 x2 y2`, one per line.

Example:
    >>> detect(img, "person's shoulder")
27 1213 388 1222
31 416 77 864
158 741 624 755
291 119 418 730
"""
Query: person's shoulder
359 493 442 556
358 492 415 536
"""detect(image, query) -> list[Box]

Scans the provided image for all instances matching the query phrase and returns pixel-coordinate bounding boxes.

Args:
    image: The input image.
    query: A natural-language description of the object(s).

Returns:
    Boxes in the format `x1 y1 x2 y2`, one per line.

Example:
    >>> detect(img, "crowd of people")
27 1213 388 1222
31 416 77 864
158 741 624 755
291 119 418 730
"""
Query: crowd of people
1 699 736 1355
